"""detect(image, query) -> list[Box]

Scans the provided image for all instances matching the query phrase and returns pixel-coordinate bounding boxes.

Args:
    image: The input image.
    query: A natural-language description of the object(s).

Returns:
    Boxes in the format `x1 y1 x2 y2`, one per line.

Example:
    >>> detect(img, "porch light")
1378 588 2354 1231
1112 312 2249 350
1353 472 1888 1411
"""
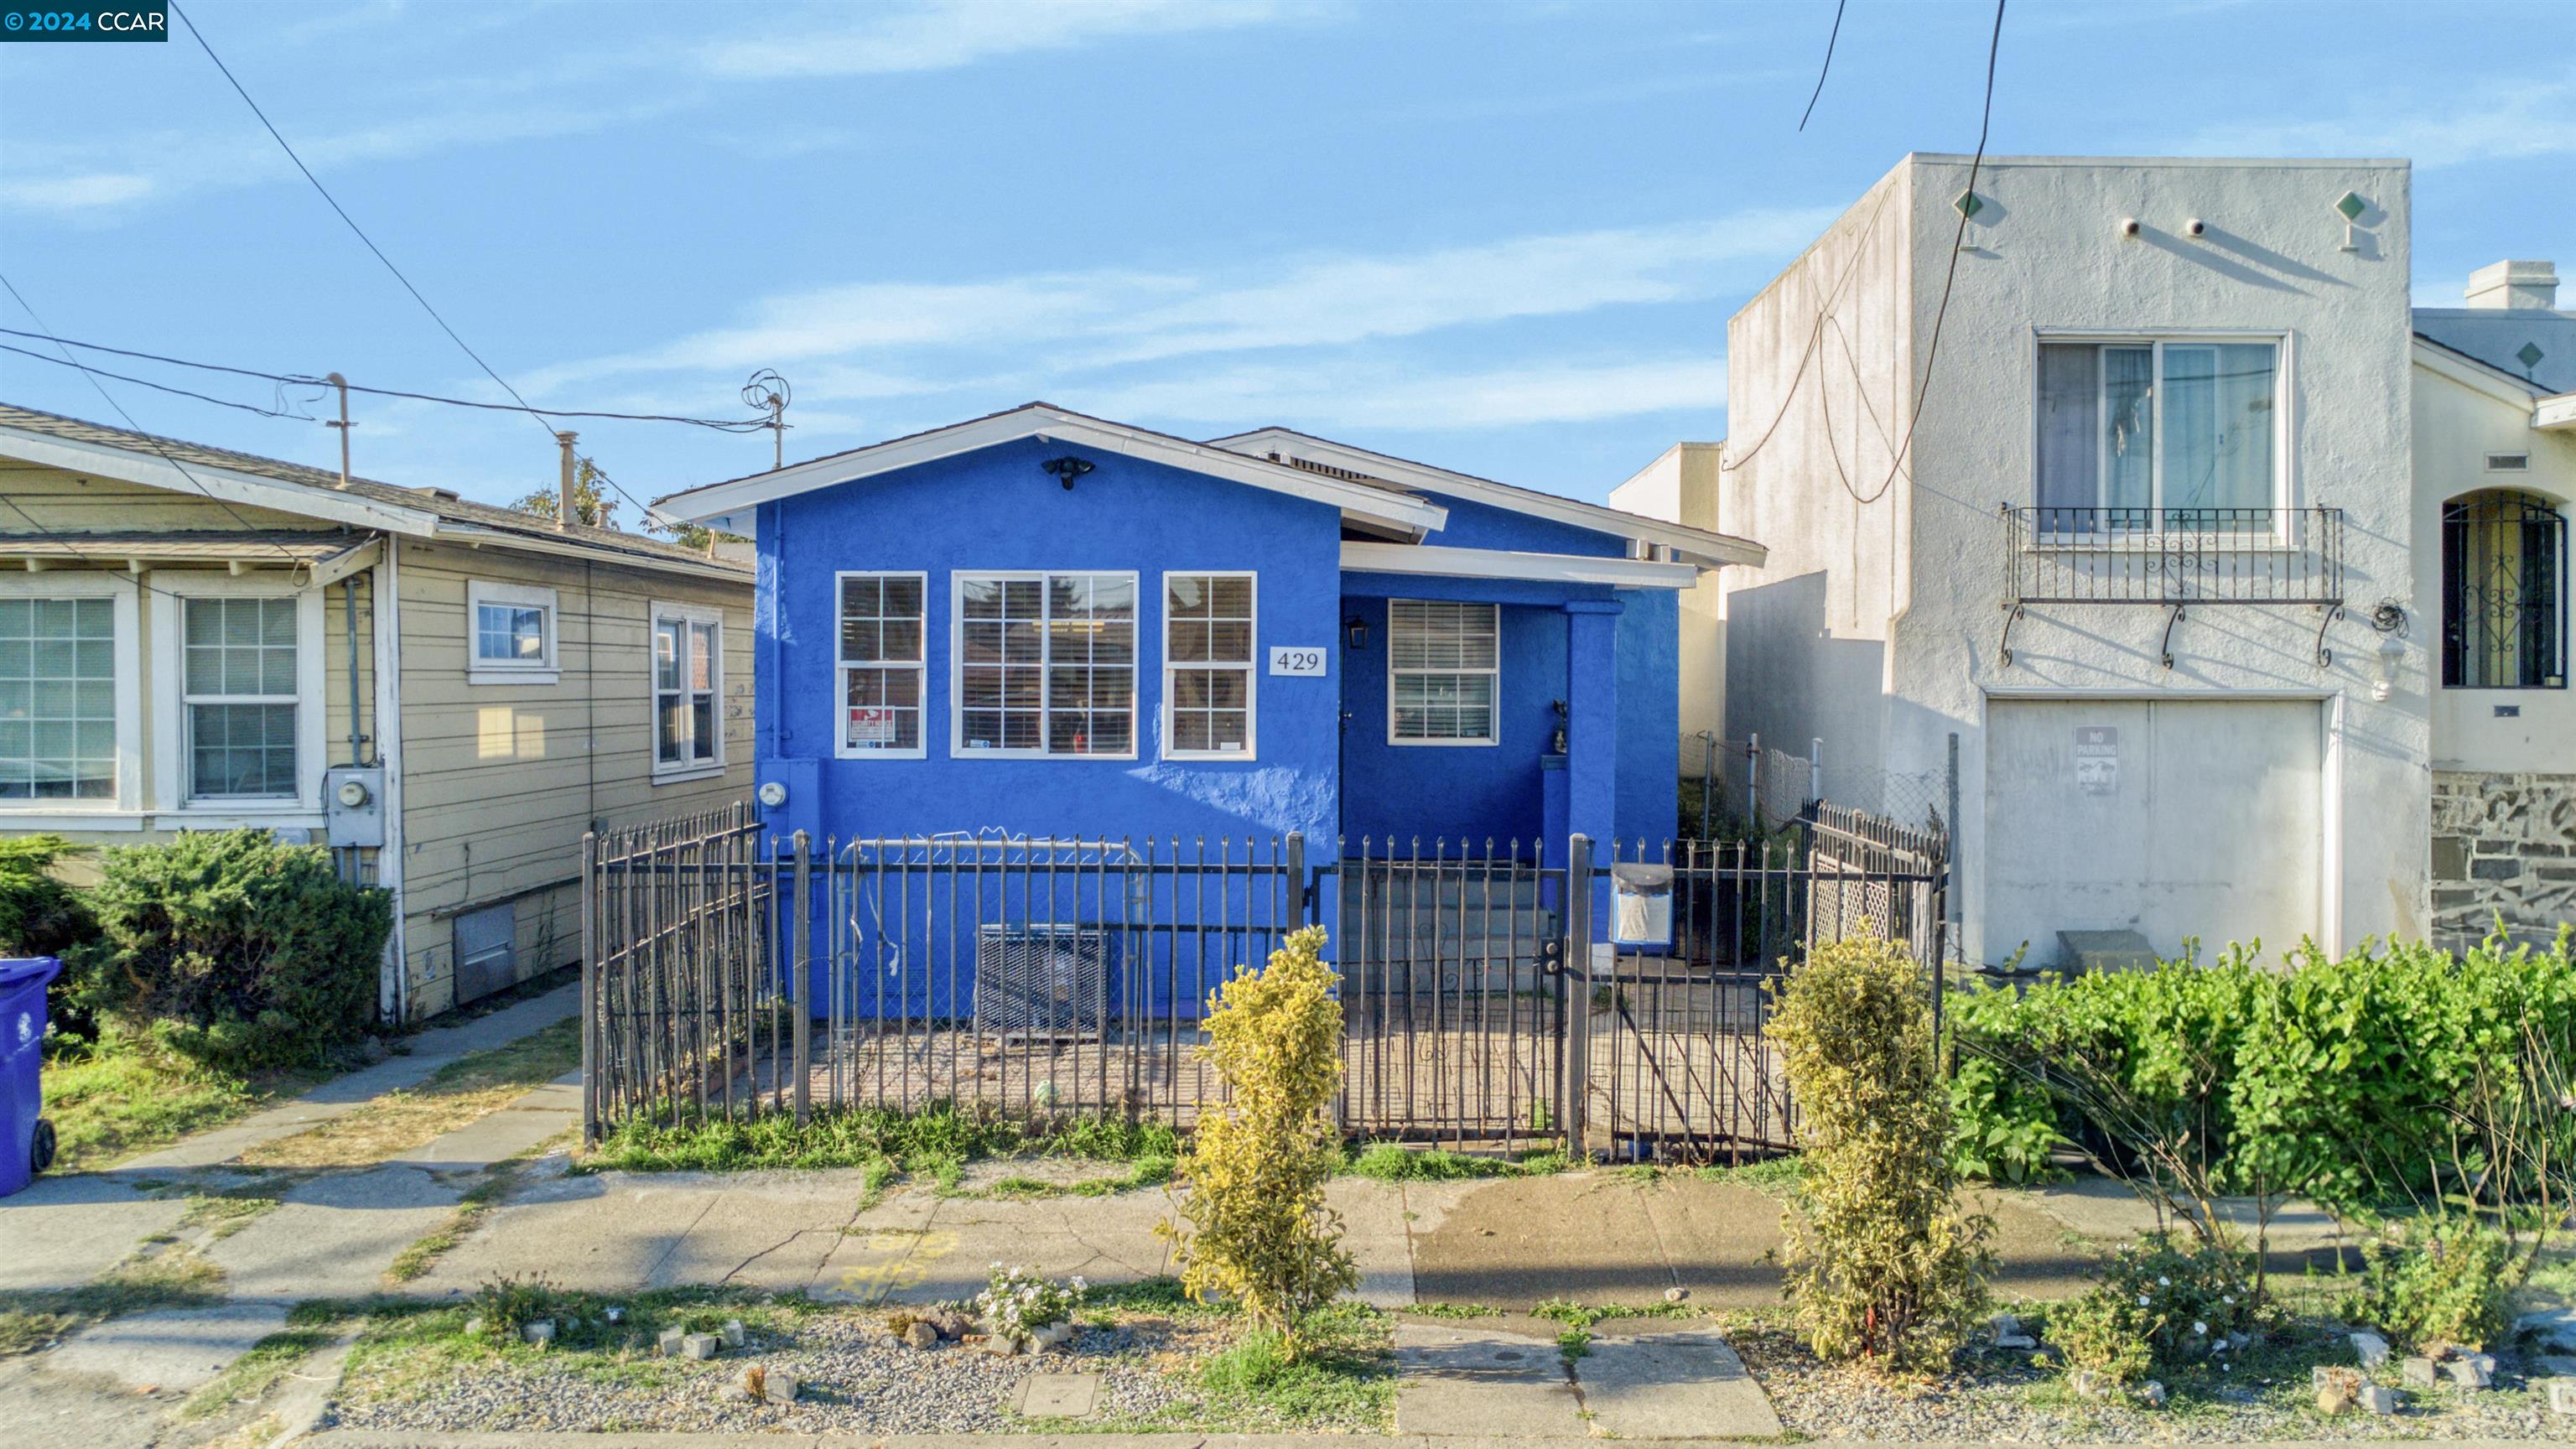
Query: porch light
1344 615 1368 651
2371 632 2405 703
1041 455 1095 490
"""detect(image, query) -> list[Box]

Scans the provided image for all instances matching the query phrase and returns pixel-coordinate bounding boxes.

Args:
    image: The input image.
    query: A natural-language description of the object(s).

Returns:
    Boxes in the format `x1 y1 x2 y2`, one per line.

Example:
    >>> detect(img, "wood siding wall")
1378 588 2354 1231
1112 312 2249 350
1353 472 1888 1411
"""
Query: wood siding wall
392 539 753 1016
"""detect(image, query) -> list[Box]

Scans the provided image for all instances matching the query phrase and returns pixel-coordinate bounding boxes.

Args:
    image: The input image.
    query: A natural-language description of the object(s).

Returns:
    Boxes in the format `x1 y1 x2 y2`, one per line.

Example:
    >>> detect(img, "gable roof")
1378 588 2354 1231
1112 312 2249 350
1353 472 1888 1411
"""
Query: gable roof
652 402 1449 538
0 402 749 579
1205 427 1768 569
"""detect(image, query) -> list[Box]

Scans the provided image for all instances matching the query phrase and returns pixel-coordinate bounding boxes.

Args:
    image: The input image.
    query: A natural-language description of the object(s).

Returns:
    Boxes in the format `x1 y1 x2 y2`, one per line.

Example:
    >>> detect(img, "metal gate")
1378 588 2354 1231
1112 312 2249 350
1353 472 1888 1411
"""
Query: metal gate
582 810 1945 1160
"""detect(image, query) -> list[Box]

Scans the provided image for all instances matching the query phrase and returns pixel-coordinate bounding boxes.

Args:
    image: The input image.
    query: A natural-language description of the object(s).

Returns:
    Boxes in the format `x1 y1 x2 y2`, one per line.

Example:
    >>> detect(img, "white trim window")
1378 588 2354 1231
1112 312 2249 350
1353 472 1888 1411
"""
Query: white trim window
2035 335 2286 535
1163 572 1255 759
1388 600 1498 745
180 595 302 801
652 604 724 778
953 571 1136 758
466 579 558 684
837 571 926 758
0 584 124 803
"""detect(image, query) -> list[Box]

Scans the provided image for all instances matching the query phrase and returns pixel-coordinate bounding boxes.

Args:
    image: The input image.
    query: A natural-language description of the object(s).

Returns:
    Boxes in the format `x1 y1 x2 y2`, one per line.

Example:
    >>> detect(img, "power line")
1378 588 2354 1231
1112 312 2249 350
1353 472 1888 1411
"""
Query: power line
170 3 674 528
0 342 317 420
1840 0 2006 508
1798 0 1848 132
0 326 772 432
1 270 325 577
1718 180 1896 475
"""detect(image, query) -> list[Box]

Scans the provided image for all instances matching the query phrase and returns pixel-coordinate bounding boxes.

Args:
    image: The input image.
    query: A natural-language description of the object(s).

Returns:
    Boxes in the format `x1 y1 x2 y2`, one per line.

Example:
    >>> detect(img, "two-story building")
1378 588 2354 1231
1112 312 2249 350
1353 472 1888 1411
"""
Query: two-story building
1655 154 2433 967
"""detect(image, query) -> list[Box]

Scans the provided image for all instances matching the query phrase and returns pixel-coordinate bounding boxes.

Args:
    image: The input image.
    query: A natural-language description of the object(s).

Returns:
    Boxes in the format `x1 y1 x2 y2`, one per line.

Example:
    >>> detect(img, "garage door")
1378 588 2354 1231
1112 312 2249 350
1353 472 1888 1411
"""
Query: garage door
1984 699 2321 968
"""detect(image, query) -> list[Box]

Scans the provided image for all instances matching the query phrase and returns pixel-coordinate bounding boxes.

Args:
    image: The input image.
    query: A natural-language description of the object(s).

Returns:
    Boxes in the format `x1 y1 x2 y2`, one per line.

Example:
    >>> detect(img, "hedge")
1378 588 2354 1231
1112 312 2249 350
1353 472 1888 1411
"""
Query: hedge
1947 932 2576 1214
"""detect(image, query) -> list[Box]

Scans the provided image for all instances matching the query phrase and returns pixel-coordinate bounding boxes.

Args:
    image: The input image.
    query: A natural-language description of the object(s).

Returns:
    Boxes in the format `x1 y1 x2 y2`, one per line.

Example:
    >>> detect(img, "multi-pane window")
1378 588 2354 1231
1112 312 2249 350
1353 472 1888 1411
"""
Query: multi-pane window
0 596 116 801
838 573 925 756
1165 573 1254 757
956 572 1135 756
2036 339 2281 532
1389 600 1498 745
2443 491 2568 690
184 596 298 799
653 609 723 771
478 603 544 662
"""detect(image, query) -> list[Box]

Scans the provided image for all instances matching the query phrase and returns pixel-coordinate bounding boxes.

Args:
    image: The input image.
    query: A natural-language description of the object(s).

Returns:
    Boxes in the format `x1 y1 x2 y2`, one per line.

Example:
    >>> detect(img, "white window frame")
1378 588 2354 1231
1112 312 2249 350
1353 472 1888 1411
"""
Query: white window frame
1160 570 1258 762
1386 599 1500 748
465 579 559 685
834 569 927 761
649 602 726 782
150 573 325 812
948 569 1140 761
2031 330 2295 544
0 571 142 816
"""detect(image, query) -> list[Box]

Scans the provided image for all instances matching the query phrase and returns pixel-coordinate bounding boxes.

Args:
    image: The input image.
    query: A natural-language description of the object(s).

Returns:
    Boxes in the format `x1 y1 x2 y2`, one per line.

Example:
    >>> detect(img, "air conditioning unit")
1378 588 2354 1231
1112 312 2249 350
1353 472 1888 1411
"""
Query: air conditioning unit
974 925 1110 1041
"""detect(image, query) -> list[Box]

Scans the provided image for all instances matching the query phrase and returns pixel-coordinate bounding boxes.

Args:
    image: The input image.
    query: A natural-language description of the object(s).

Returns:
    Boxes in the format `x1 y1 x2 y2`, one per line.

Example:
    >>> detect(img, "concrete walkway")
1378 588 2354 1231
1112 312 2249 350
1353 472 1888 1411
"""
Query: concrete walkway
290 1434 2573 1448
0 983 583 1449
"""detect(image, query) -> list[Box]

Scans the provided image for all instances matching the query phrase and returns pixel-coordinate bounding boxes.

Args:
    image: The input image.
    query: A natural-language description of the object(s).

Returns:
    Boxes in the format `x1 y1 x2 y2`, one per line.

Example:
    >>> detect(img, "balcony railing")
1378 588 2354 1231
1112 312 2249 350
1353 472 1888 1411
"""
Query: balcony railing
1999 505 2346 668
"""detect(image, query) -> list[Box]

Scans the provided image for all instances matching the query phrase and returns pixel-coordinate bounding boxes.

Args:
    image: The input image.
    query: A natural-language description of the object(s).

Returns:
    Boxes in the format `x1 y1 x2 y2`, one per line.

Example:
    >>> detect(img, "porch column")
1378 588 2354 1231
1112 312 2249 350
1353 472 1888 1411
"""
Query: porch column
1563 599 1623 851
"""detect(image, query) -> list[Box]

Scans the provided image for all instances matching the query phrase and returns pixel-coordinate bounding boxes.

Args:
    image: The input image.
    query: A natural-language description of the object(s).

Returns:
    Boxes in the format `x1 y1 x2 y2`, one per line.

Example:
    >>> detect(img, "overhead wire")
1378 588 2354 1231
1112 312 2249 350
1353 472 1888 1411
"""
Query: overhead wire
1797 0 1848 132
170 3 683 529
0 327 772 432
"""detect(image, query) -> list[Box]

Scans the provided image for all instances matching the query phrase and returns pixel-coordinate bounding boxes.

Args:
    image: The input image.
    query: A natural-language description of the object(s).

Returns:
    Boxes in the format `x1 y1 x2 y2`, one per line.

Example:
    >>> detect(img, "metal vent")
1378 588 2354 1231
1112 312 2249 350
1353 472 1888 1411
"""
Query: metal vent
974 926 1109 1041
2486 453 2531 472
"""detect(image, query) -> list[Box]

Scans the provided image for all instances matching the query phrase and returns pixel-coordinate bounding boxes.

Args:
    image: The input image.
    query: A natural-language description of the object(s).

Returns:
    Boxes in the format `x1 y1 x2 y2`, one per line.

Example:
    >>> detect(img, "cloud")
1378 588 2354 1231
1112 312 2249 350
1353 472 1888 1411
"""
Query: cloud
1082 356 1730 431
699 0 1309 79
527 208 1834 395
2174 69 2576 169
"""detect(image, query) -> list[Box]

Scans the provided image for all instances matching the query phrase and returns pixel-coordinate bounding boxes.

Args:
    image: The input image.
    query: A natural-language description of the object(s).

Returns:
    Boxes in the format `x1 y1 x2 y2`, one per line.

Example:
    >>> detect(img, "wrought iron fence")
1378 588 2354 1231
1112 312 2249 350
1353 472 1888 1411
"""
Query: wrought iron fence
1999 504 2346 667
581 805 1948 1161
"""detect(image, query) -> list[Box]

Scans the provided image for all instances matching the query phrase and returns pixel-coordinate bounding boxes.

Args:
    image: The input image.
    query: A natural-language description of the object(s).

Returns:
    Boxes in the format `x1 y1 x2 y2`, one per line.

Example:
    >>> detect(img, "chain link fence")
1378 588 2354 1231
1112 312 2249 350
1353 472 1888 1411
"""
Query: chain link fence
1680 733 1819 842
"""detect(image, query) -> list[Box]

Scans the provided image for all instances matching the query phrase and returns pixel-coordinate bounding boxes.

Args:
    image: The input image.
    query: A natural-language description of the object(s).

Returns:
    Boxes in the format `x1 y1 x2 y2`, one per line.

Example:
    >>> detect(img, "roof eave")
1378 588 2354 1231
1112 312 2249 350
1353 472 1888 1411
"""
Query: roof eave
655 407 1446 538
0 422 442 537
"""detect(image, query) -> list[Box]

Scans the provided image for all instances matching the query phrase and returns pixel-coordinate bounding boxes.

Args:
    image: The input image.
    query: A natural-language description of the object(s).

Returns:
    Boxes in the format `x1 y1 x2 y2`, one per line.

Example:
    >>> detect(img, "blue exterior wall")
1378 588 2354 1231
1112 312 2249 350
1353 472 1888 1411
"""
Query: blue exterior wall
753 436 1347 851
1334 592 1570 847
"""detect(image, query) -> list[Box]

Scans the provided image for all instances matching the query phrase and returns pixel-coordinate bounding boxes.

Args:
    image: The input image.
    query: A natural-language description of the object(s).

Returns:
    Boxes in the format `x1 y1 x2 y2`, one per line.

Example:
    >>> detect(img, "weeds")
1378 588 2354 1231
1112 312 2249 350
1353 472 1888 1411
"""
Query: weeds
0 1244 226 1355
1342 1142 1570 1182
179 1326 336 1421
580 1099 1178 1176
244 1019 579 1170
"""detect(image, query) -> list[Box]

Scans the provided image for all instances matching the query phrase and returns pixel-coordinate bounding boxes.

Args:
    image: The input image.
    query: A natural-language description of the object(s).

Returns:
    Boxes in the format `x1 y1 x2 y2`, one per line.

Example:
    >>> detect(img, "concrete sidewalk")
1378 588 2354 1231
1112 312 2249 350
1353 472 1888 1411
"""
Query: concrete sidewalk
293 1433 2573 1448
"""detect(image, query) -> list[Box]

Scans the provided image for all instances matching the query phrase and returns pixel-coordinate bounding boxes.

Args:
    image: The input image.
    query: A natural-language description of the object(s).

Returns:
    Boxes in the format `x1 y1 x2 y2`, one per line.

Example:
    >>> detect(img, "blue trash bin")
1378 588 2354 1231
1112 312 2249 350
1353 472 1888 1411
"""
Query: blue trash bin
1 955 64 1198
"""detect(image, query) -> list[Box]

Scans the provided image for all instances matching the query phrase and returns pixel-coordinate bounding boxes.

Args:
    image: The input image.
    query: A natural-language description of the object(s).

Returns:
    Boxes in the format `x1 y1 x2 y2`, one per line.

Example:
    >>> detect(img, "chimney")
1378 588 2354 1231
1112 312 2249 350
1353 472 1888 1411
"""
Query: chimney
2464 259 2559 310
554 430 579 531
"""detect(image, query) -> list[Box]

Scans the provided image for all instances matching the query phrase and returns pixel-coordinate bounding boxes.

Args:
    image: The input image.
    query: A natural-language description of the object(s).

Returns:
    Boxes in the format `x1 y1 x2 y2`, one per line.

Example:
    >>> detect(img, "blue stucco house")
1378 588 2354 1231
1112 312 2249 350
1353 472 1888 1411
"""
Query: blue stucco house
657 404 1762 866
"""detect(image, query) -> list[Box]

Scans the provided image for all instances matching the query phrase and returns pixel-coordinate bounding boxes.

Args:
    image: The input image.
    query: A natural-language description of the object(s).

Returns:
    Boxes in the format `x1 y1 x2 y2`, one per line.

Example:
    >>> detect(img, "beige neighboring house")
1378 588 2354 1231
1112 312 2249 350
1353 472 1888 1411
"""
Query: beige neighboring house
0 402 754 1020
1610 441 1728 744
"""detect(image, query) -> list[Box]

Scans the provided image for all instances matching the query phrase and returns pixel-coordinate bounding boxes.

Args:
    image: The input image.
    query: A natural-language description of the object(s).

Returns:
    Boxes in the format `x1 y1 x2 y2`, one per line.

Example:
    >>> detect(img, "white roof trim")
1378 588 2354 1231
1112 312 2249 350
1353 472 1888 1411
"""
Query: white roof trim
653 406 1447 536
434 522 748 581
2536 392 2576 432
1211 427 1766 569
0 423 441 537
1341 541 1704 589
2412 335 2546 410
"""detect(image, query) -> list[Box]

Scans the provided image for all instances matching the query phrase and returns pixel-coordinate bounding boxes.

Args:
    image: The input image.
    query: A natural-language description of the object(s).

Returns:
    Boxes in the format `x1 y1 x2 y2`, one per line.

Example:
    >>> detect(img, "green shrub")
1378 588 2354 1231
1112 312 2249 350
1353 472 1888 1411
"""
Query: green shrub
1947 932 2576 1218
1163 926 1358 1358
0 834 101 1039
2336 1217 2516 1352
80 830 392 1072
2050 1233 2270 1386
467 1272 558 1343
1769 928 1992 1371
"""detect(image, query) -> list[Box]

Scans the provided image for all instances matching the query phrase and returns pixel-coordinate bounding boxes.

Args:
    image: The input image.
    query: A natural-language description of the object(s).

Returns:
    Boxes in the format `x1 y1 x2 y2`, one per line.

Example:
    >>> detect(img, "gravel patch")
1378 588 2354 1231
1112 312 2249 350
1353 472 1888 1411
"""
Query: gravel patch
1733 1327 2576 1443
329 1311 1275 1435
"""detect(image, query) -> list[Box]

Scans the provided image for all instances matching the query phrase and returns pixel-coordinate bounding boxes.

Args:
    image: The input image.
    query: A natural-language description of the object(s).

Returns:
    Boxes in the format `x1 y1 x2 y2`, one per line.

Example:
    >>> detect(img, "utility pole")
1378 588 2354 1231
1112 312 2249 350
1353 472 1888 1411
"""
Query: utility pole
742 370 792 471
556 430 579 531
324 372 352 488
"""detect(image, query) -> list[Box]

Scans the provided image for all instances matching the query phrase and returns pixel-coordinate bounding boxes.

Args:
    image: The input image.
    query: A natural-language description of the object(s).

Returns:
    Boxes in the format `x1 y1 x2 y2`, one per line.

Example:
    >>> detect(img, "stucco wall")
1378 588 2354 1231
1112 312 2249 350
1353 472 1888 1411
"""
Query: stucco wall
1612 444 1727 745
1724 155 2428 961
2411 356 2576 774
755 437 1348 849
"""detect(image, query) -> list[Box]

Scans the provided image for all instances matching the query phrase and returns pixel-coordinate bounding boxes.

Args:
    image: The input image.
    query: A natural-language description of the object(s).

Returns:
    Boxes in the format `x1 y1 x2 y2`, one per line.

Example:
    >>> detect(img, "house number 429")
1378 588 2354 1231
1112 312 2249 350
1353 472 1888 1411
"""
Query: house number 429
1269 647 1327 677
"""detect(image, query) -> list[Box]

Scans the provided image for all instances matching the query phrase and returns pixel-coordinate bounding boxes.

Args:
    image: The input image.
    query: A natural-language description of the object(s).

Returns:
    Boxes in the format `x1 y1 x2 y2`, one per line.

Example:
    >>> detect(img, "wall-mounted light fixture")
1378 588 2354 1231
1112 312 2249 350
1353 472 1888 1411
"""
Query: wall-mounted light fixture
2367 600 2407 702
1343 614 1368 651
1041 455 1095 490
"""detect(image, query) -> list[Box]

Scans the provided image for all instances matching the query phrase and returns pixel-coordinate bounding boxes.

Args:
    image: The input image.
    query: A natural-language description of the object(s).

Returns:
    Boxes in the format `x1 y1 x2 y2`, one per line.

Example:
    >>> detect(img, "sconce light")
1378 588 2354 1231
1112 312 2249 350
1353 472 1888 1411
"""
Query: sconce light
2371 633 2405 703
1343 614 1368 651
1041 455 1094 490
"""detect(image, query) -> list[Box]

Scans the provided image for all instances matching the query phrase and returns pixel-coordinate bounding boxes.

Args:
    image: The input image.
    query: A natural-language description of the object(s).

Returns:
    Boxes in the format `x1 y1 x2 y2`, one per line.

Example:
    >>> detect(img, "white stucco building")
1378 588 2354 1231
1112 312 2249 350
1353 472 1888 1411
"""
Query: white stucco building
1633 154 2460 967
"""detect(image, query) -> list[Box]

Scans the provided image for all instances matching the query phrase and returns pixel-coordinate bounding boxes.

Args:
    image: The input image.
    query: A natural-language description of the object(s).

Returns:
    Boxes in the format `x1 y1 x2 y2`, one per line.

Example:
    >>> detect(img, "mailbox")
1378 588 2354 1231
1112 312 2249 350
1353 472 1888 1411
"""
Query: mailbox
1611 862 1674 947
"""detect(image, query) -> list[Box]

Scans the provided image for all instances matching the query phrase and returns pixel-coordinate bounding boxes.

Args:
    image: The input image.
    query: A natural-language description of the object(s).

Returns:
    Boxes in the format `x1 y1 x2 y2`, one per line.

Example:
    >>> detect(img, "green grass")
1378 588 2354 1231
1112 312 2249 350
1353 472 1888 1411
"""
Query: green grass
1406 1301 1504 1319
1530 1296 1704 1330
965 1152 1176 1200
179 1326 337 1421
174 1186 289 1241
1341 1141 1571 1182
0 1245 226 1356
1696 1154 1805 1196
579 1099 1182 1179
37 1032 317 1174
1094 1301 1394 1434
